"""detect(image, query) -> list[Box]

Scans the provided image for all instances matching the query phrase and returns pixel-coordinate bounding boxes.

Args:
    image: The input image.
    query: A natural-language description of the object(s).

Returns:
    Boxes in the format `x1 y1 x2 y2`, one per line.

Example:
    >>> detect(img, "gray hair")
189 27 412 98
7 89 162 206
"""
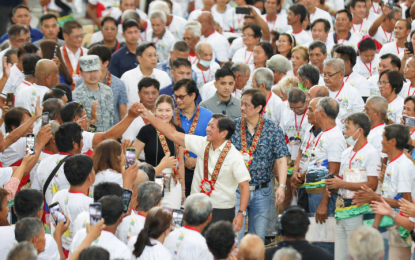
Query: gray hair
266 54 292 73
184 24 201 38
184 193 213 226
366 96 388 120
272 247 302 260
348 226 384 260
122 9 140 21
195 41 212 55
138 162 155 181
50 120 60 135
323 58 345 73
0 40 10 51
15 218 43 243
253 68 274 91
288 88 306 104
136 182 162 212
298 64 320 86
278 75 299 96
6 242 37 260
230 62 250 76
316 97 339 120
42 98 64 122
149 1 170 15
309 40 327 55
149 10 167 24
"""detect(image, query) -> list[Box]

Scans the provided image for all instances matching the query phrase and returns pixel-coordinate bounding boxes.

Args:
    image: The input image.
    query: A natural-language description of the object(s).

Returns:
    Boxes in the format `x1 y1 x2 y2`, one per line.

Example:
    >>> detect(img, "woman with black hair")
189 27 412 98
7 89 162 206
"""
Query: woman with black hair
379 70 405 124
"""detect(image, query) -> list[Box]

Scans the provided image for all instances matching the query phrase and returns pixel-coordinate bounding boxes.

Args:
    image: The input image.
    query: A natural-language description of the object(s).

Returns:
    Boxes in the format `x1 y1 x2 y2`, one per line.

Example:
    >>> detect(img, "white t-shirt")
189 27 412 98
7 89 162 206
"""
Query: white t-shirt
128 237 171 259
15 83 49 116
200 31 230 63
368 74 380 95
231 47 254 68
121 66 172 109
81 131 95 154
185 135 251 209
0 64 24 97
0 225 60 260
303 38 335 59
0 167 13 187
372 26 395 46
93 169 123 187
338 143 380 196
70 229 132 260
329 32 360 51
149 0 182 17
382 153 415 200
168 15 187 41
117 212 146 244
344 72 377 97
353 55 380 79
145 29 176 62
1 137 26 167
378 42 405 59
192 62 220 89
224 6 261 33
30 150 53 186
399 82 415 99
164 226 213 260
229 37 243 59
387 95 404 123
370 2 382 15
367 123 387 158
287 29 313 46
260 13 291 33
52 189 93 250
350 19 372 38
210 4 231 28
280 107 309 159
73 211 89 235
310 8 334 32
262 92 284 125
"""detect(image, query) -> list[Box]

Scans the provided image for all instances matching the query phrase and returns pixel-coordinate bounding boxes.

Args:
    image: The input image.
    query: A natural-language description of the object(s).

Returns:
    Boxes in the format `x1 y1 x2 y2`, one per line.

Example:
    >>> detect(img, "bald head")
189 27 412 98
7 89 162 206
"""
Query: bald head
35 59 59 88
197 12 215 37
309 85 329 99
238 234 265 260
198 12 214 25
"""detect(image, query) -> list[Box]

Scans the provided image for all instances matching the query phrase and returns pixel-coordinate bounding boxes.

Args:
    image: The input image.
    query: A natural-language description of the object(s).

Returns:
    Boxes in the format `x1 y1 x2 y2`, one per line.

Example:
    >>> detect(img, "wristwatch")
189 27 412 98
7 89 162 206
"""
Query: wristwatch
238 210 247 217
88 124 97 133
278 184 287 191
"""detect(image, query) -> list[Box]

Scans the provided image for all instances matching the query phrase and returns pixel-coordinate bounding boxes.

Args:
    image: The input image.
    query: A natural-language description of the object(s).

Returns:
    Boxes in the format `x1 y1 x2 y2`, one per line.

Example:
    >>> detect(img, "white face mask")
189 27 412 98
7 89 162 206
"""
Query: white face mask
345 128 360 146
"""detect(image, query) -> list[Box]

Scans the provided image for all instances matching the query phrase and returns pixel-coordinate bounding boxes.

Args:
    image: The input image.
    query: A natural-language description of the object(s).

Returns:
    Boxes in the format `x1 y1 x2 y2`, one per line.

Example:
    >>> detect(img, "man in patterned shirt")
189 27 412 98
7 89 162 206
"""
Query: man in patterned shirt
231 88 289 242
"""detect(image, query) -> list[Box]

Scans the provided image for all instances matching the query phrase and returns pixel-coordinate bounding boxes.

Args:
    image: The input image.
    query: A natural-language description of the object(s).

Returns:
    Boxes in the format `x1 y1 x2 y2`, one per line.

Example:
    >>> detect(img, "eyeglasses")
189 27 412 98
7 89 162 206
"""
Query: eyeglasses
377 81 390 87
173 94 189 100
142 54 158 58
242 34 255 38
322 71 342 78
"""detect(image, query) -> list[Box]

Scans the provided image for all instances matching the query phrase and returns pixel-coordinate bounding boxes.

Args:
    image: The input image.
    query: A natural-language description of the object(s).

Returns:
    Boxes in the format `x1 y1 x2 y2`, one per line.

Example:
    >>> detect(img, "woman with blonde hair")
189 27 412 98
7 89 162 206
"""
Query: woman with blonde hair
291 46 309 77
133 94 185 209
278 76 300 102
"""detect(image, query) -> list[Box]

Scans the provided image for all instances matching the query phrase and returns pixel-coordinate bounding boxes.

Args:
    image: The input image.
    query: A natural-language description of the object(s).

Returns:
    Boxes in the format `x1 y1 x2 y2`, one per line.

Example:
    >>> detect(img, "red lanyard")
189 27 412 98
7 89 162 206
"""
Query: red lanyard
411 129 415 137
372 5 379 13
349 142 368 169
335 83 345 98
198 63 211 84
245 50 253 64
363 62 372 76
397 43 400 54
371 123 384 130
261 92 272 116
293 28 303 34
184 225 201 233
188 53 197 64
305 132 316 151
43 149 54 155
206 30 215 39
389 153 403 164
137 212 146 218
408 83 415 96
382 28 393 43
312 127 334 153
154 38 160 45
344 74 350 82
352 21 363 34
114 41 120 52
58 152 73 156
294 109 307 134
266 15 277 29
237 14 244 25
234 88 237 98
337 36 346 44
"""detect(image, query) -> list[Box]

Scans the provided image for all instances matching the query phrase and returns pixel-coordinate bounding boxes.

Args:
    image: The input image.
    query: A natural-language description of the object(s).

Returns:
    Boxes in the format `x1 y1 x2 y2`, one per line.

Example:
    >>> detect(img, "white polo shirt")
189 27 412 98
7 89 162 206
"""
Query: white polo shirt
350 19 372 39
303 38 334 59
15 83 49 116
329 32 360 51
1 137 26 167
0 167 13 187
344 72 376 97
164 226 214 260
378 41 405 59
287 29 313 46
372 26 395 46
382 153 415 199
192 62 220 89
31 150 53 190
353 55 380 79
399 82 415 99
229 37 244 59
117 212 146 244
367 123 387 158
121 66 172 109
262 92 285 125
168 15 187 40
231 47 255 72
370 2 382 15
93 169 123 187
210 4 231 28
70 229 132 260
280 107 309 159
309 8 334 32
145 29 176 62
186 135 251 209
224 5 261 33
0 64 24 97
52 189 93 250
261 13 291 33
387 95 404 123
128 238 171 259
200 31 230 63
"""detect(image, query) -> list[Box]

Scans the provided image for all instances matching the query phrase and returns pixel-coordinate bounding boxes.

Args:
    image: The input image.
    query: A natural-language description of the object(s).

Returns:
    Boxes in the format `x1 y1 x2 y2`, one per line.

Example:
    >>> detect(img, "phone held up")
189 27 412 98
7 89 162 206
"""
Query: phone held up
90 202 102 226
26 134 35 155
122 189 133 213
125 148 137 169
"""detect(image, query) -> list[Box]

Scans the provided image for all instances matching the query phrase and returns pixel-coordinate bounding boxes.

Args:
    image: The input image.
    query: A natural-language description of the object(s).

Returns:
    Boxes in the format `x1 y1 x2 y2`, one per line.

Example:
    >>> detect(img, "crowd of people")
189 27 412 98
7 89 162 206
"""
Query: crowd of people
3 0 415 259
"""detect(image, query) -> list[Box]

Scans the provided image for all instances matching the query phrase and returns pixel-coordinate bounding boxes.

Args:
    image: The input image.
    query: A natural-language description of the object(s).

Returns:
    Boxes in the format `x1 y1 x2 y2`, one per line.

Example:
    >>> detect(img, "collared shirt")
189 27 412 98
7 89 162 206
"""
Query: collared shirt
33 37 65 48
117 212 146 244
343 72 376 98
200 93 241 119
160 83 202 104
0 26 44 44
127 238 170 259
145 29 177 62
15 83 49 116
108 45 139 78
60 46 88 75
330 32 360 51
199 81 251 101
231 118 289 186
200 30 230 62
89 40 125 53
121 65 172 109
75 72 128 124
192 62 220 89
186 135 251 209
73 82 115 132
156 59 198 83
0 64 24 97
175 106 213 158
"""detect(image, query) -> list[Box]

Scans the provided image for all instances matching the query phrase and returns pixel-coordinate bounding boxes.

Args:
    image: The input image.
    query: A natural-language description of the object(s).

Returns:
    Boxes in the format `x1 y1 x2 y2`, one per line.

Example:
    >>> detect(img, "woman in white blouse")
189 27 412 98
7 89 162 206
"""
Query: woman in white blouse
231 24 261 67
132 207 172 260
92 139 125 187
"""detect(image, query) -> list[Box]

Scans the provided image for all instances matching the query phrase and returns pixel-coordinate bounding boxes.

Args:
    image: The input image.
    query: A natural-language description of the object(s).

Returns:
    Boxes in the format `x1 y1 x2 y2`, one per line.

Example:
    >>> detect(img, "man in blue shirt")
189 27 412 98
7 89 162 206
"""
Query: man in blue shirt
108 19 140 78
0 5 43 44
173 78 212 196
160 58 201 105
231 88 289 243
156 41 197 83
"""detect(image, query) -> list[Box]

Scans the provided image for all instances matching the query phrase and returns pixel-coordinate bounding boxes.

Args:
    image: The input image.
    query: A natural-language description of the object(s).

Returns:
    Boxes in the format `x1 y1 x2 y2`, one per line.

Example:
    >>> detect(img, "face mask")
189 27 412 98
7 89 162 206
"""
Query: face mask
299 82 307 91
345 128 360 146
199 59 212 67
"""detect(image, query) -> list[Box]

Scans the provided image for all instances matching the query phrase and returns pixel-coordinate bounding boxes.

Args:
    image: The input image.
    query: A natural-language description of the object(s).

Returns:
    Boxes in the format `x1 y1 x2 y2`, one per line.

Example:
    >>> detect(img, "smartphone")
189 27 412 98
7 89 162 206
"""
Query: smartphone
405 144 415 153
125 148 136 169
6 93 13 108
388 0 394 9
49 202 67 225
53 45 58 57
235 7 251 14
89 202 102 226
155 175 165 197
172 209 184 228
26 134 35 155
122 189 133 213
404 116 415 127
326 173 335 179
41 112 49 127
405 42 414 54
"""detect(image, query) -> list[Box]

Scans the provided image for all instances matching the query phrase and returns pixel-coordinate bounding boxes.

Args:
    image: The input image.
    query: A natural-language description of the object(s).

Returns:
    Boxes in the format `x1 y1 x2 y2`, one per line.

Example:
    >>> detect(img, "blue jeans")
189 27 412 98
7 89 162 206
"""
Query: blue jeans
235 182 272 243
308 192 338 257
